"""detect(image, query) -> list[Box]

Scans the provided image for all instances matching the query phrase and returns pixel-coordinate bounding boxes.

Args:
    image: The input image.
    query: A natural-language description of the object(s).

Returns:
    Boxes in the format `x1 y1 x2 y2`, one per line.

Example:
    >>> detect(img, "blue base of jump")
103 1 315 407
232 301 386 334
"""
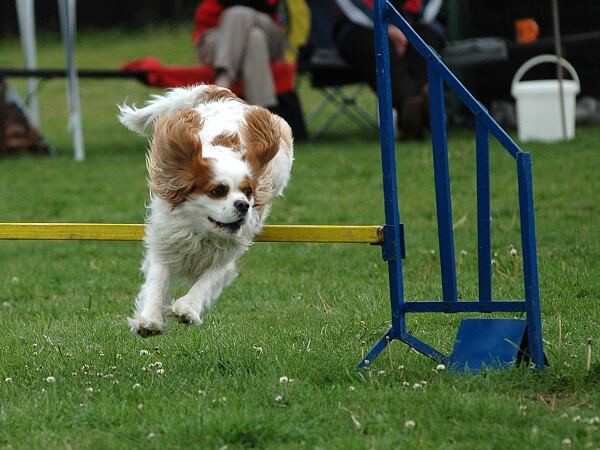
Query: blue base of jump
449 318 529 372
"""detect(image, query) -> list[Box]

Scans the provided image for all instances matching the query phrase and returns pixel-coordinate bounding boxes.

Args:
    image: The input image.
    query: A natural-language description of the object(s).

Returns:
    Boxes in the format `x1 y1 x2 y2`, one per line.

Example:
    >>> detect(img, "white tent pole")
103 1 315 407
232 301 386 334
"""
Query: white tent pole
15 0 40 128
58 0 85 161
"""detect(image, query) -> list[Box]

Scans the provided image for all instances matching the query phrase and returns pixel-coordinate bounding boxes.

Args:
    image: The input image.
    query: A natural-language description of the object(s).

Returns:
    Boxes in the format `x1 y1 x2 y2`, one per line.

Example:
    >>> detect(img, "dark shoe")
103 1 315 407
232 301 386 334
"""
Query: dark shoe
398 94 427 141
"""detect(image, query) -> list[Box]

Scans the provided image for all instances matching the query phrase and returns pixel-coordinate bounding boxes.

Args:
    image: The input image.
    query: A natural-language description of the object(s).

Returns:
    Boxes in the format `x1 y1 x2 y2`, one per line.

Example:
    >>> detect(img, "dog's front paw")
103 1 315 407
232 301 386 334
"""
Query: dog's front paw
170 300 203 326
128 316 165 337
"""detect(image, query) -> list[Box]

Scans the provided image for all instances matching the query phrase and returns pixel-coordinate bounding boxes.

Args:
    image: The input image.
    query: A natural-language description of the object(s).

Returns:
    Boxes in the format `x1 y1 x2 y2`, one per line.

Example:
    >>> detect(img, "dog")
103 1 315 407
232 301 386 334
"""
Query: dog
118 84 293 337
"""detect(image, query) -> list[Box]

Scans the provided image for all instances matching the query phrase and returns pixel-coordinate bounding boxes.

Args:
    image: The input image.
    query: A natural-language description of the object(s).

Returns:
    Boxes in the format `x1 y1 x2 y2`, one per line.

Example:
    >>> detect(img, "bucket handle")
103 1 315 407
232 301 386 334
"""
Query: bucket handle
511 54 580 93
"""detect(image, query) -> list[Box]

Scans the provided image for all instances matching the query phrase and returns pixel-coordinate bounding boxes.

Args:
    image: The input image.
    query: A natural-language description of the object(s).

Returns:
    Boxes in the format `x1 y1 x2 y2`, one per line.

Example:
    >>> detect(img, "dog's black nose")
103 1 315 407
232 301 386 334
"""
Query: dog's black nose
234 200 250 215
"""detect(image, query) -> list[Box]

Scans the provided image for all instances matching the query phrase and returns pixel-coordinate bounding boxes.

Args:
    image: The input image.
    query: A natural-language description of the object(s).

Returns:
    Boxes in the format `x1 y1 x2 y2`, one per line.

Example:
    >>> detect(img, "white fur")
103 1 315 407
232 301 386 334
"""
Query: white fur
119 85 293 336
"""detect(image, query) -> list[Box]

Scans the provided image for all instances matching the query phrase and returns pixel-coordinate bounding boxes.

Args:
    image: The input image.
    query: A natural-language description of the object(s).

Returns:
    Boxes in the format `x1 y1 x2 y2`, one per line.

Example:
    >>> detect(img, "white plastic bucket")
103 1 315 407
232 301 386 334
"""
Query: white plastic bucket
511 55 580 142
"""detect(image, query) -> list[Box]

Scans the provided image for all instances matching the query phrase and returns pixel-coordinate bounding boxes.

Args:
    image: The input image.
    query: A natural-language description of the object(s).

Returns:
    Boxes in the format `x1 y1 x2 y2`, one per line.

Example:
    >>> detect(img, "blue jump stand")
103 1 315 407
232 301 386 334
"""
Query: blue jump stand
360 0 546 372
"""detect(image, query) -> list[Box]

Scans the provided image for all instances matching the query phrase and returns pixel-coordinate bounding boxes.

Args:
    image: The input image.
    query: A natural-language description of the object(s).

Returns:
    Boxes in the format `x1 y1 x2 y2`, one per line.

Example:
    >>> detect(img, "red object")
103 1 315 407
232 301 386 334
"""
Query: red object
192 0 282 45
192 0 223 45
122 57 296 96
359 0 422 14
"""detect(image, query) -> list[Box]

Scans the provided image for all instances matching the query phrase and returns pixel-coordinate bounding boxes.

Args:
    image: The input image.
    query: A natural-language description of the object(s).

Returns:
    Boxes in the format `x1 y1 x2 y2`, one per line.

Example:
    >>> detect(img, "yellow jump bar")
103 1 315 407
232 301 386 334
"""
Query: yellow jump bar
0 223 384 244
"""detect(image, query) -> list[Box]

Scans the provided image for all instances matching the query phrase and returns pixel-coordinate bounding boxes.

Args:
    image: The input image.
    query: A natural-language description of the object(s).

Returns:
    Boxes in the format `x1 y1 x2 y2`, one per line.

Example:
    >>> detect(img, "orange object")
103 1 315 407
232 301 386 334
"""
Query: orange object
515 18 540 44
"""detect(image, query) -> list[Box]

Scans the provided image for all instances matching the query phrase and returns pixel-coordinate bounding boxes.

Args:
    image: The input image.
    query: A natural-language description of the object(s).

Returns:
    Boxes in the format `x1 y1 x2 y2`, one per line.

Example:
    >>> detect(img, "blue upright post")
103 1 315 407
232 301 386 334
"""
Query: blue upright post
476 119 492 302
357 0 405 369
517 153 545 368
428 66 458 302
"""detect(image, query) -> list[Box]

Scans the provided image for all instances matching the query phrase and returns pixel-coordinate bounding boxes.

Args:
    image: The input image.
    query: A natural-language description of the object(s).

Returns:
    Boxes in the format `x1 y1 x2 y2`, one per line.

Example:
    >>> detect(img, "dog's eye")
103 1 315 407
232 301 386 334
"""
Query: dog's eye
244 187 253 198
210 185 228 198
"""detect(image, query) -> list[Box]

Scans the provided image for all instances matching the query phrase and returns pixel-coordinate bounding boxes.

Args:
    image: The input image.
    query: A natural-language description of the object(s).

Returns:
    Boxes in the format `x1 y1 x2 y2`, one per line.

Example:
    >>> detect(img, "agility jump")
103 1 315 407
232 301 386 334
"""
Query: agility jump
0 0 545 371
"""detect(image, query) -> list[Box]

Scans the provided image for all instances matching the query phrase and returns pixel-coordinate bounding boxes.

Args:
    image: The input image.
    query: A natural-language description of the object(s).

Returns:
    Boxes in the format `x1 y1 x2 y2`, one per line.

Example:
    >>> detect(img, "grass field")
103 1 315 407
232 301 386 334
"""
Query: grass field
0 25 599 449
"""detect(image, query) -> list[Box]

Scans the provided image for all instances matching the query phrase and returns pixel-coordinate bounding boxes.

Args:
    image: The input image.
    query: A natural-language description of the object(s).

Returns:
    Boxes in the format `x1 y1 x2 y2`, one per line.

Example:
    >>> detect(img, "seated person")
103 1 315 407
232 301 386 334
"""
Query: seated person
333 0 445 139
193 0 288 109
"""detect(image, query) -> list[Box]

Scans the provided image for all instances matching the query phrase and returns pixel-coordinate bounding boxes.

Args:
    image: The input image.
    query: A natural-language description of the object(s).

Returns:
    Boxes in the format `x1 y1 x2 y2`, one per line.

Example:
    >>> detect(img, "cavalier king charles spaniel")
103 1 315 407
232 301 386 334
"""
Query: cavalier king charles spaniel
119 85 293 337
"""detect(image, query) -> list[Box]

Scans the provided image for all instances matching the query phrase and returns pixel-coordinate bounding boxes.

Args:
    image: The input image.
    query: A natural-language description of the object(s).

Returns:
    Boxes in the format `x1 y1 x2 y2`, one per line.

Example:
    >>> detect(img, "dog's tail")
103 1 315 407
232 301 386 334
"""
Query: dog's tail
118 84 236 136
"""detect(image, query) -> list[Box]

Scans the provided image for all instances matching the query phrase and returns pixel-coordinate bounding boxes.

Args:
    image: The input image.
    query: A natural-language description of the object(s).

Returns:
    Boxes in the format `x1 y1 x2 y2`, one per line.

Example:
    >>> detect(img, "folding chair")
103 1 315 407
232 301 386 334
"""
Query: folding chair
301 0 379 138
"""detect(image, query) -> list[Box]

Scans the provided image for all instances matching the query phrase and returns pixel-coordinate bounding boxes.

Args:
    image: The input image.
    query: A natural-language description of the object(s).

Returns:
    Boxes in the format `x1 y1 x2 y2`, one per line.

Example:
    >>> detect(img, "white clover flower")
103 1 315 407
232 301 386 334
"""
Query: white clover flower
412 383 423 389
510 247 518 257
460 250 468 257
45 376 56 383
133 383 141 389
4 377 12 383
139 350 149 356
156 369 165 375
279 376 289 384
402 381 410 387
348 385 356 392
137 403 144 410
274 395 284 402
561 437 572 449
436 364 446 371
404 420 416 429
147 432 156 440
86 387 94 393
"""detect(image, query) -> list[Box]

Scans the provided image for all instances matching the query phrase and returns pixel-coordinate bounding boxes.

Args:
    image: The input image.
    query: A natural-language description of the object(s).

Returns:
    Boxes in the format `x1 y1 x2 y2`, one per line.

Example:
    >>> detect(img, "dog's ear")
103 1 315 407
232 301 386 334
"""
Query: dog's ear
241 107 281 177
147 108 211 205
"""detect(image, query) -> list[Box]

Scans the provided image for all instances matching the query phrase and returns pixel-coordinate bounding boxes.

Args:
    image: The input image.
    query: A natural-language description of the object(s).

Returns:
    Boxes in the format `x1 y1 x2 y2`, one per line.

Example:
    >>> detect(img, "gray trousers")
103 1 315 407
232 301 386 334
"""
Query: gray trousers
196 6 287 107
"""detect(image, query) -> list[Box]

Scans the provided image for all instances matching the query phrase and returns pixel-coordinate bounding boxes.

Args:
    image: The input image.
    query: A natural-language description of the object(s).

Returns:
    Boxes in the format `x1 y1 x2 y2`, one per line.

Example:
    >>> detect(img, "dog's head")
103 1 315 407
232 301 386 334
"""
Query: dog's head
129 105 281 235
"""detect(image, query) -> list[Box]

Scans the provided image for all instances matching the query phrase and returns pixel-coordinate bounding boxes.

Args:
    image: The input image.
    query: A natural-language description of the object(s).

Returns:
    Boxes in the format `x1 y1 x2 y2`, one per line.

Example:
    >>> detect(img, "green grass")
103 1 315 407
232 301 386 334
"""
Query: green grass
1 25 599 449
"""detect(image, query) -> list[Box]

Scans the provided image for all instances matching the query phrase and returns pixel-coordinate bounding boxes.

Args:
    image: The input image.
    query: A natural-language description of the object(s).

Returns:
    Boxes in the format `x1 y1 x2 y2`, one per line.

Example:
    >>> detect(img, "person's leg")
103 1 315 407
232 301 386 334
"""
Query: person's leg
241 27 278 106
239 9 286 106
337 23 421 137
398 23 447 139
337 24 417 114
208 6 286 104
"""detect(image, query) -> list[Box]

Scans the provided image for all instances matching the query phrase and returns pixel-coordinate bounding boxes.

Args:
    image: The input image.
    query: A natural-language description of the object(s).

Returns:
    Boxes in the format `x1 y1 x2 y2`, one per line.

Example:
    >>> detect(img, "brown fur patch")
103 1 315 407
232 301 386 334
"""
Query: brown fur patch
241 107 281 177
211 131 241 151
147 108 212 205
195 85 245 105
239 177 255 198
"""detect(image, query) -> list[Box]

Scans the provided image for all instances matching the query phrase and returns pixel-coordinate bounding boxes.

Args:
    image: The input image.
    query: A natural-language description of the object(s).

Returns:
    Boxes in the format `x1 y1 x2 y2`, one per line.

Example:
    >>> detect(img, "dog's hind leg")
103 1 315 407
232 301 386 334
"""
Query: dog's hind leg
171 262 239 325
